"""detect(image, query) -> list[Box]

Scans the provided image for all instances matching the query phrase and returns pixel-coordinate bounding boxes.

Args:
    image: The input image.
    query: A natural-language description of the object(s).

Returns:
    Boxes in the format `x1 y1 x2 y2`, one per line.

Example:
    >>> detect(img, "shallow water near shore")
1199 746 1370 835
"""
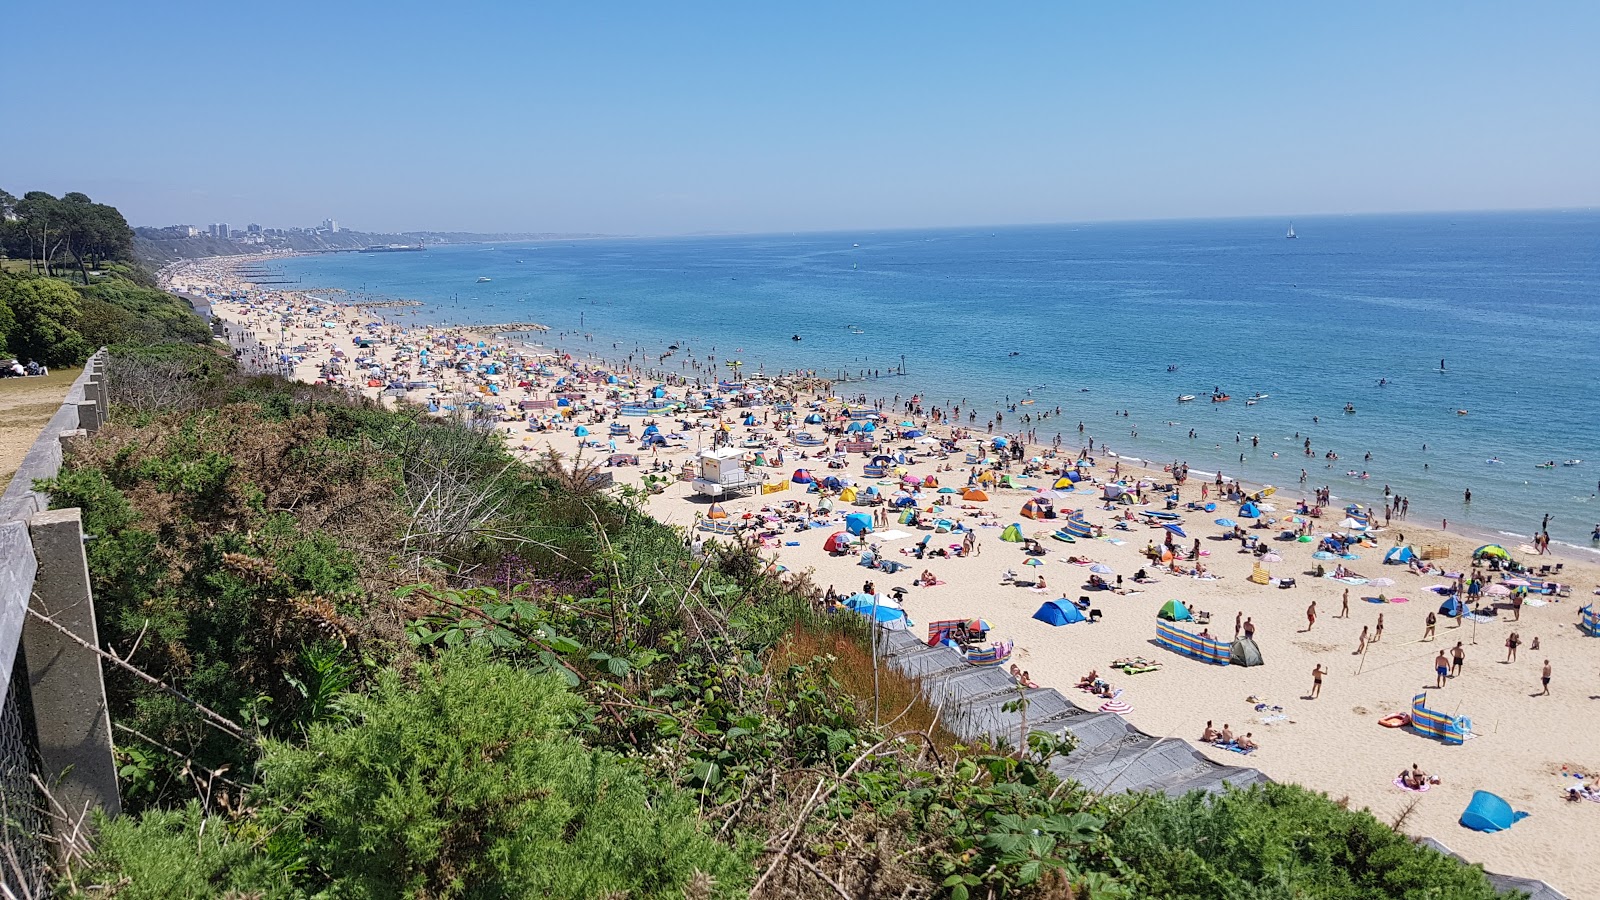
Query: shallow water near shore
272 210 1599 554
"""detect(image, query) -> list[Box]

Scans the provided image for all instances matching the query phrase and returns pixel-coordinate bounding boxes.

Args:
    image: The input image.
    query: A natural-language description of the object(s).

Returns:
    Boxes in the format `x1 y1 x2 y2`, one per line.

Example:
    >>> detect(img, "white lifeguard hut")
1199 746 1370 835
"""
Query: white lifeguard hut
691 447 767 498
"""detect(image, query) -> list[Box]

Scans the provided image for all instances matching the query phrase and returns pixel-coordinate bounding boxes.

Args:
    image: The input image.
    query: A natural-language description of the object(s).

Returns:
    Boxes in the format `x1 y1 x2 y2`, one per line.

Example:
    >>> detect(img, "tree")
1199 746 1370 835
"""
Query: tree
0 288 14 352
14 191 64 276
0 274 86 365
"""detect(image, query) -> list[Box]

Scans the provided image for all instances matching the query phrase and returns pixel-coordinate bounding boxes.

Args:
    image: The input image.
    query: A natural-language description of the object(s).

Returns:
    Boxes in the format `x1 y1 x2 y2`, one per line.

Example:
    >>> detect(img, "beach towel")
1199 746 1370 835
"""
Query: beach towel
1213 741 1255 755
1393 776 1431 794
873 530 913 541
1333 577 1368 585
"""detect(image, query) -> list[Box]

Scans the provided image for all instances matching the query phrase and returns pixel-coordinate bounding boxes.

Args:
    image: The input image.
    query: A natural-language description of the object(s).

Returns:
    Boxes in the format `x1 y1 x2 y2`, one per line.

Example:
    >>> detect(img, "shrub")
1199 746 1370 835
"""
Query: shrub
1107 782 1507 899
263 651 748 898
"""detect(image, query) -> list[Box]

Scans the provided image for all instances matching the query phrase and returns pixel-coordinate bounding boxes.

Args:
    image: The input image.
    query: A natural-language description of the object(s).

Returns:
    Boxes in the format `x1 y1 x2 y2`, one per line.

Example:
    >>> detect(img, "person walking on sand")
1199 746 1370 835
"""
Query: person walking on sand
1373 612 1384 643
1354 625 1369 655
1451 642 1465 678
1435 650 1450 688
1339 588 1349 619
1305 601 1317 632
1234 611 1242 638
1539 660 1551 695
1505 631 1520 663
1310 664 1326 699
1423 611 1436 642
1243 617 1256 640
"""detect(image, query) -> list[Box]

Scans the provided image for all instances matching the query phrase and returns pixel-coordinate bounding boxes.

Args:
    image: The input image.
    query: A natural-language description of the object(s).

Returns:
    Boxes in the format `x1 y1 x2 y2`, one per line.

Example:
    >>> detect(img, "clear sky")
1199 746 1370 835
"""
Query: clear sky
6 1 1597 234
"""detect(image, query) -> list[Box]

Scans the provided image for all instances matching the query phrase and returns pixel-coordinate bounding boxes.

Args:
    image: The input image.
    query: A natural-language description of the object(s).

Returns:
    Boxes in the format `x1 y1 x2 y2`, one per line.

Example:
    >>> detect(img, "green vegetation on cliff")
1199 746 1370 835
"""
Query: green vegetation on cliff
41 351 1513 899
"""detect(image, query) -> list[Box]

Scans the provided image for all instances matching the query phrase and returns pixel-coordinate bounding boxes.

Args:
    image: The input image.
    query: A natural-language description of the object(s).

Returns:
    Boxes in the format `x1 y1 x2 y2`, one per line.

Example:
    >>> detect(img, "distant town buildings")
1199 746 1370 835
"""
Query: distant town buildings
322 218 338 233
209 223 230 239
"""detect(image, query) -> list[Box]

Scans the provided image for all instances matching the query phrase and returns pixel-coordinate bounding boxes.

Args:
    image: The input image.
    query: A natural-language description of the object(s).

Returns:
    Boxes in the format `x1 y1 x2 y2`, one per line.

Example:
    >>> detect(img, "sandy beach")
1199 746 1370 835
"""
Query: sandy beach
177 257 1600 896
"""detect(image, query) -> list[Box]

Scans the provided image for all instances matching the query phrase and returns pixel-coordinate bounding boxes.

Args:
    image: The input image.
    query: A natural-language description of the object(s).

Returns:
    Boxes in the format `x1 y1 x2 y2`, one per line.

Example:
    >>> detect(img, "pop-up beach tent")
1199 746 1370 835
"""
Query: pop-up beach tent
844 512 873 535
1460 791 1528 833
1157 600 1192 622
823 532 852 554
1384 546 1416 565
1230 638 1264 667
1439 597 1467 618
1000 523 1024 542
1033 600 1086 626
1021 497 1053 519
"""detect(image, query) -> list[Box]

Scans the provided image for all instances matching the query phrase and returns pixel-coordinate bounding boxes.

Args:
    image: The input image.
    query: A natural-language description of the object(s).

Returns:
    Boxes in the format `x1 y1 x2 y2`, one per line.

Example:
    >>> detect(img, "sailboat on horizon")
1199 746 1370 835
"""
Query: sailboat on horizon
1285 222 1297 239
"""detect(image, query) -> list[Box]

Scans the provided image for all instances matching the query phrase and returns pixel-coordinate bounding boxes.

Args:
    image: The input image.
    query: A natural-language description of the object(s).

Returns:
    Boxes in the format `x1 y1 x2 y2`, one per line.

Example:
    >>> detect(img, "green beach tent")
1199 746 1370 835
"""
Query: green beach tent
1157 600 1192 622
1000 522 1024 542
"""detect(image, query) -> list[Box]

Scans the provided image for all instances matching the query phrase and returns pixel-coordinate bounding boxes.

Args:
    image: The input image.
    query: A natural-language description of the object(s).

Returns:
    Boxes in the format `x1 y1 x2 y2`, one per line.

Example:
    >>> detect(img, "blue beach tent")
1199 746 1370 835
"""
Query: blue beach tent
1384 546 1416 565
1032 600 1086 626
1439 597 1467 618
844 512 873 535
1460 791 1529 833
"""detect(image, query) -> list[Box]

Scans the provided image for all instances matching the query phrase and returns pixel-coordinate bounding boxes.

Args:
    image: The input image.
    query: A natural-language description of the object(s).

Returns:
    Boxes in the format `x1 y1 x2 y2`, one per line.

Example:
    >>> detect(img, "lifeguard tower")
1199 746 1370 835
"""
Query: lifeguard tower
691 448 767 498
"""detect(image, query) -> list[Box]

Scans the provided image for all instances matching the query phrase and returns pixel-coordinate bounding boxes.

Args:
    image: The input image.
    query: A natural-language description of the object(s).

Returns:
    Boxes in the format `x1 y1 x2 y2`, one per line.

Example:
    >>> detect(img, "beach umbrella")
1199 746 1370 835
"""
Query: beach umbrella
965 618 993 632
903 429 925 438
1100 699 1133 715
1369 577 1396 587
1261 552 1283 563
899 420 916 427
1500 578 1530 587
1339 518 1366 529
1474 544 1509 559
1163 524 1187 538
1089 563 1115 575
1024 558 1043 567
937 486 958 494
1214 518 1238 527
1484 584 1512 596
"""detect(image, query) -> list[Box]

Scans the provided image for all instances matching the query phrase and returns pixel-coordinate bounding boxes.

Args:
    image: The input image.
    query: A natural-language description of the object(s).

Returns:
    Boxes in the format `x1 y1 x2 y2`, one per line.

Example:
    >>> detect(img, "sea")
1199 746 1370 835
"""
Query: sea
269 210 1600 556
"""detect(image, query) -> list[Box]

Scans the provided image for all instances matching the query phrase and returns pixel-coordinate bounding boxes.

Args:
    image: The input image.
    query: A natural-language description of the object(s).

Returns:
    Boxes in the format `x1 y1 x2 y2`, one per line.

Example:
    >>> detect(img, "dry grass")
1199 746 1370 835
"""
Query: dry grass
769 617 961 755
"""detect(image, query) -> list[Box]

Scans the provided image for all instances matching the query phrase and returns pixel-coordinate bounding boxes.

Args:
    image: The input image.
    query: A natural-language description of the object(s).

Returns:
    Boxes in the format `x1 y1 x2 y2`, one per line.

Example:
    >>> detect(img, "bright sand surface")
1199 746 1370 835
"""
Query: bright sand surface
180 257 1600 896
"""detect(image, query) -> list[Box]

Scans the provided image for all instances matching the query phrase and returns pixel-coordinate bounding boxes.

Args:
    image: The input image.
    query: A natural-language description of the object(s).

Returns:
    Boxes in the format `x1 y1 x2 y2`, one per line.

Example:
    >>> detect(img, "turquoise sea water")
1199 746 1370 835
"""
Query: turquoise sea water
271 211 1599 554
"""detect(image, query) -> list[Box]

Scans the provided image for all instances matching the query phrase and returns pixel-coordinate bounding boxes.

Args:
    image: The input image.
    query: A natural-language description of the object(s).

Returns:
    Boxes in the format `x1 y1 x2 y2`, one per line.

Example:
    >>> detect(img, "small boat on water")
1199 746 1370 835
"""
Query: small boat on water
1286 222 1297 239
1249 392 1269 400
1211 393 1230 402
1562 459 1582 466
1245 400 1257 406
1535 462 1556 469
476 276 491 283
1177 395 1196 402
1343 403 1356 414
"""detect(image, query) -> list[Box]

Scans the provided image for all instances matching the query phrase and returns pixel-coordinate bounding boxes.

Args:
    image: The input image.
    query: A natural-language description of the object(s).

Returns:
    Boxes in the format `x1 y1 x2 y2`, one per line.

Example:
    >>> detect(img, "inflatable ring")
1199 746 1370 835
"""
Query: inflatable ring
1379 713 1410 728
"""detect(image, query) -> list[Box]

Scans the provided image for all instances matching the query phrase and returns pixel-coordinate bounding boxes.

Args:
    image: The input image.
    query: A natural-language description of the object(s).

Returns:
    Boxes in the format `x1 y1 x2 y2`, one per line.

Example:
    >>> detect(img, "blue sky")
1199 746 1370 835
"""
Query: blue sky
5 1 1597 234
